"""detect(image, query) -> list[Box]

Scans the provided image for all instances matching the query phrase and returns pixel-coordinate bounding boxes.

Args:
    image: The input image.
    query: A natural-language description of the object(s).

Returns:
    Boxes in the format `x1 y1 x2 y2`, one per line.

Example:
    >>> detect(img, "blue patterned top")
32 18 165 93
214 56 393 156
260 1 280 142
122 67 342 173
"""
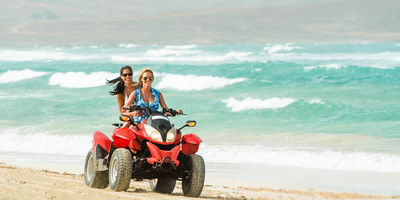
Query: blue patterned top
133 87 160 123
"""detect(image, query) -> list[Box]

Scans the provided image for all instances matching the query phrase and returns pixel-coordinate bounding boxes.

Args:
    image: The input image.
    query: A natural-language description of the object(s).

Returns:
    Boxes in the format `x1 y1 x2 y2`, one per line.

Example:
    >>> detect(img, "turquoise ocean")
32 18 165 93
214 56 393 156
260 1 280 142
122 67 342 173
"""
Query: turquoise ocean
1 43 400 194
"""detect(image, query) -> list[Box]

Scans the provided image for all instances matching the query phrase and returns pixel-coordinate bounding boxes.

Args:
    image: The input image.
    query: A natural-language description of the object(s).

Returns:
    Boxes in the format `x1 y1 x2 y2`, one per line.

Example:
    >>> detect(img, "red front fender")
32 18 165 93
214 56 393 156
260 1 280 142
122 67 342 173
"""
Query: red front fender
92 131 112 153
181 134 202 155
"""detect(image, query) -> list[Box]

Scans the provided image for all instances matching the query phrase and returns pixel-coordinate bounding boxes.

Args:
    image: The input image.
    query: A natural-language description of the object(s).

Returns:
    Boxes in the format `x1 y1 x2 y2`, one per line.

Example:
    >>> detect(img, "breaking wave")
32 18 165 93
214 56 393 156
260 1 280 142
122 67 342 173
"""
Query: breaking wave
118 43 138 48
0 49 101 61
0 131 90 156
49 71 118 88
164 45 198 49
111 51 254 64
304 64 347 71
222 97 297 112
157 73 246 91
0 69 49 83
263 43 304 54
199 144 400 172
1 130 399 173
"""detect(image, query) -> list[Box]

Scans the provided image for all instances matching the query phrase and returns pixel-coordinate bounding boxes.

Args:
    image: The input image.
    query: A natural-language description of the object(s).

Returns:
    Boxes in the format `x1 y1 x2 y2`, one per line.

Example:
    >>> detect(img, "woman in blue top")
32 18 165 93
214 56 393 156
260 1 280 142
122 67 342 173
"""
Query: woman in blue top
123 68 182 123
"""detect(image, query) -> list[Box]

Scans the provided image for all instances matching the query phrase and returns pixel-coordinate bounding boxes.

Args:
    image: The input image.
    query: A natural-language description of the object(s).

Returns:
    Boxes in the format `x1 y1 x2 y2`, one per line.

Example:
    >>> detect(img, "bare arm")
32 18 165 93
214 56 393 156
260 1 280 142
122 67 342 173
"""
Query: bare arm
159 92 168 110
123 91 137 109
116 93 125 114
121 92 140 117
121 83 139 112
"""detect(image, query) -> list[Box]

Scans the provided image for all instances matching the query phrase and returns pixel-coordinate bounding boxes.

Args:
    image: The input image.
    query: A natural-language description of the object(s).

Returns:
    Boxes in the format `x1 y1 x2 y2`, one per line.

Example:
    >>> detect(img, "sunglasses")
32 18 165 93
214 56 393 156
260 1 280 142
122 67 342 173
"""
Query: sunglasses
143 77 154 81
121 73 133 77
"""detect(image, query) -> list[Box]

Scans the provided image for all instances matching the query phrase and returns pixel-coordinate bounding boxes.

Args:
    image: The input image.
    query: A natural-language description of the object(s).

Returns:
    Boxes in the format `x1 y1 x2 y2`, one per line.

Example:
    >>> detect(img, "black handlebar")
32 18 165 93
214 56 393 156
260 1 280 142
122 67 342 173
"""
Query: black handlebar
117 105 185 128
122 105 143 112
163 108 185 116
123 105 184 117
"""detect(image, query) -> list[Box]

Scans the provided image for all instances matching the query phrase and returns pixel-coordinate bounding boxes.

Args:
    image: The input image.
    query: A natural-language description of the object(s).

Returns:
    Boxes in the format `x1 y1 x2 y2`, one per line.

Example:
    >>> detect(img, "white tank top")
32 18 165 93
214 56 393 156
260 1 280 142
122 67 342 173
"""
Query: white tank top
125 92 130 105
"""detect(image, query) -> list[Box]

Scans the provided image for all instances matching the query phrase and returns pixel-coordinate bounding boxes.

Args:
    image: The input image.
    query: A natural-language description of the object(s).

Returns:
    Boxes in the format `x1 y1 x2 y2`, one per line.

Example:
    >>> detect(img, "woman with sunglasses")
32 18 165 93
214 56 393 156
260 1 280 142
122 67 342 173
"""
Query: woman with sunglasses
107 65 139 113
123 68 182 123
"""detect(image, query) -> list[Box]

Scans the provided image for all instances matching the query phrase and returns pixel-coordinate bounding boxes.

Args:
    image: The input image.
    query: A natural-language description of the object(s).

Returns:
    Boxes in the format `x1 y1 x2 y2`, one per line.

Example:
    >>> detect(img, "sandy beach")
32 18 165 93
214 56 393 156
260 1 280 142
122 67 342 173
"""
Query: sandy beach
0 163 398 200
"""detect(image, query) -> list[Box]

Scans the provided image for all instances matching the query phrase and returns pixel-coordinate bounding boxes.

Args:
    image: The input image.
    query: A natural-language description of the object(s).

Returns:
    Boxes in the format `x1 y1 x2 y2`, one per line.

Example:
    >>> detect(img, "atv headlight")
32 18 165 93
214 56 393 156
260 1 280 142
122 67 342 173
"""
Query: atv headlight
144 124 162 142
166 127 176 142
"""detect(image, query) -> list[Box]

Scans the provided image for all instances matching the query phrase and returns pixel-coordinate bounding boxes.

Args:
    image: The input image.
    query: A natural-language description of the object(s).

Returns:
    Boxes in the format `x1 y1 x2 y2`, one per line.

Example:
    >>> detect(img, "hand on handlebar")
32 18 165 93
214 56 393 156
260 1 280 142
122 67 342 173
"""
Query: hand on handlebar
131 105 143 111
122 105 143 112
164 108 185 116
121 106 130 111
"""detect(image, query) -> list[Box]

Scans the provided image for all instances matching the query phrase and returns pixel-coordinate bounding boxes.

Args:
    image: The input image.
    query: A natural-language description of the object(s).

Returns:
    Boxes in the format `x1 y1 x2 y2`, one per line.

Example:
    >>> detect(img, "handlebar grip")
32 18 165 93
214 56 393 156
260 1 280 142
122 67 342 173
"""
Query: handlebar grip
162 108 185 116
123 105 144 111
168 108 178 116
130 105 143 111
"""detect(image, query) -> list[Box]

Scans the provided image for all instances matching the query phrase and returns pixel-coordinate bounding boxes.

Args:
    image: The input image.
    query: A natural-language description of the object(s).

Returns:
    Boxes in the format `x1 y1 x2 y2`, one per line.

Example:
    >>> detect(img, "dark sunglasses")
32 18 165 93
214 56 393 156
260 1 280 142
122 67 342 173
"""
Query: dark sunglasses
143 77 154 81
121 73 133 77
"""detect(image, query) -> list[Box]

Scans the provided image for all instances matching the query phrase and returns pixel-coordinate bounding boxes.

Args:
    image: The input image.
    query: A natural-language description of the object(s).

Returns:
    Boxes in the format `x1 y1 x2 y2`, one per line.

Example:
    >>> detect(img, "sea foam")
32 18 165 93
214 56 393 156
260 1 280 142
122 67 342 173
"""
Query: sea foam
0 93 51 100
164 45 198 49
222 97 297 112
157 74 246 91
118 43 138 48
263 43 304 54
49 71 119 88
112 50 254 64
0 50 100 61
0 69 49 83
0 131 91 156
144 48 202 57
304 64 347 71
1 130 399 173
199 144 400 173
309 98 324 104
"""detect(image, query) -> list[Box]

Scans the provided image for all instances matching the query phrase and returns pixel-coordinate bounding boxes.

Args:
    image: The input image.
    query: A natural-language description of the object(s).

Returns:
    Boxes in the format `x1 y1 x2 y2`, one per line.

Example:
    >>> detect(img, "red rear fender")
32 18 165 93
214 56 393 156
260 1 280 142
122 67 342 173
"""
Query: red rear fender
92 131 112 153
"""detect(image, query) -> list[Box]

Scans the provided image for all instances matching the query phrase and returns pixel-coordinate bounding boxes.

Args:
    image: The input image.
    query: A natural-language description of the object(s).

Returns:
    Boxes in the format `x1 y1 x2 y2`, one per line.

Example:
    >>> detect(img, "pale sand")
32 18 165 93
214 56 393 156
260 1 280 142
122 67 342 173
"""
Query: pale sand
0 163 398 200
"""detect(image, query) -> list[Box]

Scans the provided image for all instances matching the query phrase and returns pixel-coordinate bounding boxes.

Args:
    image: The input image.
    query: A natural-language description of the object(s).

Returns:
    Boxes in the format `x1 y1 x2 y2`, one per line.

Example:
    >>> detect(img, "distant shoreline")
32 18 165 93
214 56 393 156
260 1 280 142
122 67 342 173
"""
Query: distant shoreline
1 0 399 47
0 39 398 48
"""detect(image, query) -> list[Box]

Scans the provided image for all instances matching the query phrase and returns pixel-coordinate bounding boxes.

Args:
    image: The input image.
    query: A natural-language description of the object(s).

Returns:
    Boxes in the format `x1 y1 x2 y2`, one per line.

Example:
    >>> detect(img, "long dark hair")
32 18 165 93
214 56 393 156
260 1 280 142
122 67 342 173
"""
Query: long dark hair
107 65 132 95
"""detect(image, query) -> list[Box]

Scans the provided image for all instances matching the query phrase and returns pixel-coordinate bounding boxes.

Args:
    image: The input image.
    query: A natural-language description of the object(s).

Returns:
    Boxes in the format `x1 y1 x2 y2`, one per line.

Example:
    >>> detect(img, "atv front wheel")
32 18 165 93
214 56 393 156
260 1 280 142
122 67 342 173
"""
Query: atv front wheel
109 148 132 191
84 149 109 188
149 177 176 193
182 154 205 197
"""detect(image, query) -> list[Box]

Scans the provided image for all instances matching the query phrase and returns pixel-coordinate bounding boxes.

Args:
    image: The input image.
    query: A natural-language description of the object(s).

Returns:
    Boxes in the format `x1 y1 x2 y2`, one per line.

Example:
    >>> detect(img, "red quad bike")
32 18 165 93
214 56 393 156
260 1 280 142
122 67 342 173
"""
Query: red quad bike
84 106 205 197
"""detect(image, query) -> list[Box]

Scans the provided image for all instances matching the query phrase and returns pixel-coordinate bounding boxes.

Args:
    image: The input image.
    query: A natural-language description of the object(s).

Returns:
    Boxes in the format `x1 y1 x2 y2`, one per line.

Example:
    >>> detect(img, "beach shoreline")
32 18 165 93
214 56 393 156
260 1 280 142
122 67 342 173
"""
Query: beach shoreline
1 162 398 200
1 142 400 197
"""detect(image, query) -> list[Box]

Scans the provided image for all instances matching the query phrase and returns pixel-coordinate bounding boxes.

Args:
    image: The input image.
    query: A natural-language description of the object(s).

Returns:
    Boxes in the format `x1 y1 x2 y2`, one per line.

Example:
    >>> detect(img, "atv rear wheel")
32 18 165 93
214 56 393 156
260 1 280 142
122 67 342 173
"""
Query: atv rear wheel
109 148 132 191
84 149 109 188
149 177 176 194
182 154 205 197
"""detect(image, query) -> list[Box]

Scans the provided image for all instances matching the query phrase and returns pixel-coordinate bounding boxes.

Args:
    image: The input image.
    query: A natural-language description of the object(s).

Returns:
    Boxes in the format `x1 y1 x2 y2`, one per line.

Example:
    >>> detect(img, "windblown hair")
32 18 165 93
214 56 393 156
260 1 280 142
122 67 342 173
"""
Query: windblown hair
107 65 133 95
137 68 154 88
